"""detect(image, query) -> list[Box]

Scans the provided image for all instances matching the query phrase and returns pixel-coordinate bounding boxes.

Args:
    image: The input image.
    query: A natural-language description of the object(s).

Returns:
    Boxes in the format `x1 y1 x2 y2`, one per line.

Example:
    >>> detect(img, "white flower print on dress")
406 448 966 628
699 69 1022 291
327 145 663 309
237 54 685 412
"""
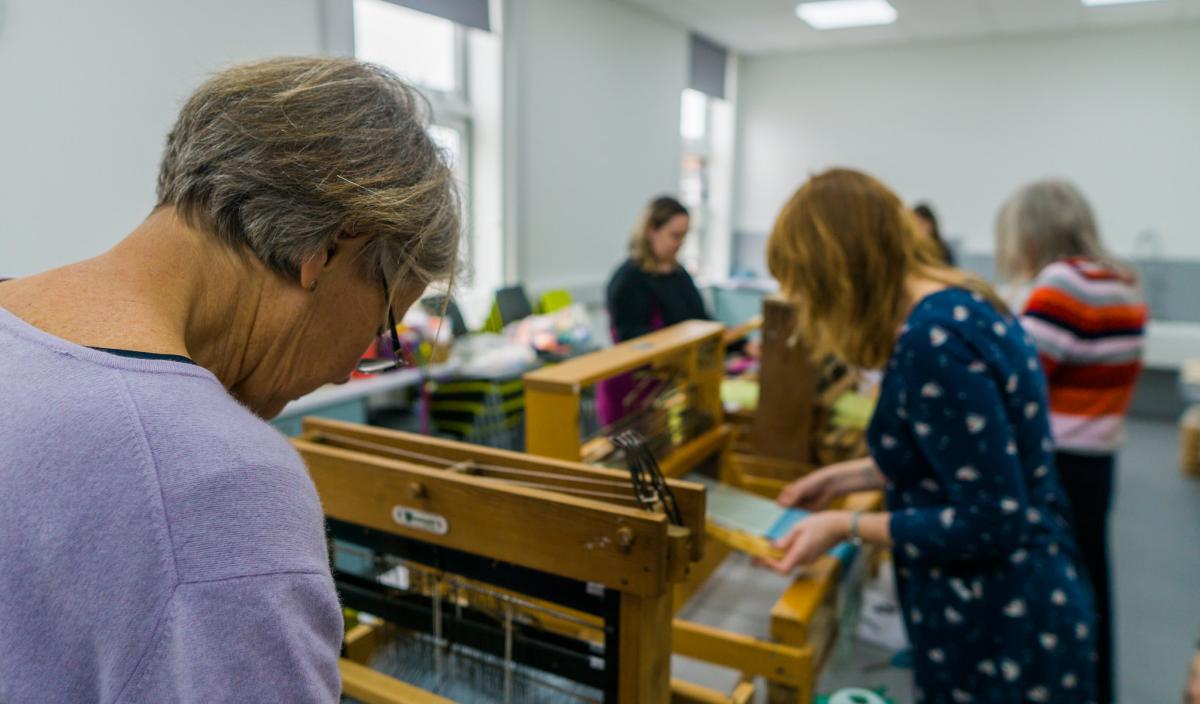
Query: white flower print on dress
1003 598 1026 617
1006 374 1018 393
1000 497 1019 513
968 360 987 373
1040 633 1058 650
929 326 949 347
951 689 973 703
1026 686 1049 702
976 659 996 677
881 434 897 450
1026 508 1042 523
993 321 1008 337
1024 402 1039 419
940 508 955 528
1001 659 1021 682
1033 465 1048 478
921 381 944 398
919 478 939 492
949 578 973 602
953 305 969 322
1051 589 1067 606
966 414 987 433
1076 623 1089 640
1062 673 1078 689
945 606 964 624
915 421 932 437
928 648 945 663
905 543 921 559
956 466 980 481
1010 549 1029 564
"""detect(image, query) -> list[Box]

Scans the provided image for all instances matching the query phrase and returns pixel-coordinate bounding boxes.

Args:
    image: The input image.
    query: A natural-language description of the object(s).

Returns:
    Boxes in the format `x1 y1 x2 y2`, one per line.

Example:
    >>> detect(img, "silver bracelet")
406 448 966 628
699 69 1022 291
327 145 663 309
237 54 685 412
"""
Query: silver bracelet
848 511 864 547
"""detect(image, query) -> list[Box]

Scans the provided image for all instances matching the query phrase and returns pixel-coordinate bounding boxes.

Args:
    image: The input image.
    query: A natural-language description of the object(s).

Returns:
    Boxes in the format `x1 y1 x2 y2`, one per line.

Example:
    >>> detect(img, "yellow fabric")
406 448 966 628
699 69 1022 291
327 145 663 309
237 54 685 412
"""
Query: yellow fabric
537 289 573 314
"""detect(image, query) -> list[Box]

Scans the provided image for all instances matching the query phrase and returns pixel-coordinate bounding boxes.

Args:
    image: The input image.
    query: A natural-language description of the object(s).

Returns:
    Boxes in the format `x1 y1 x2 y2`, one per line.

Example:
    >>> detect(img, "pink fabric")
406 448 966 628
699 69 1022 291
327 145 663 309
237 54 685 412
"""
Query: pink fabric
596 307 664 427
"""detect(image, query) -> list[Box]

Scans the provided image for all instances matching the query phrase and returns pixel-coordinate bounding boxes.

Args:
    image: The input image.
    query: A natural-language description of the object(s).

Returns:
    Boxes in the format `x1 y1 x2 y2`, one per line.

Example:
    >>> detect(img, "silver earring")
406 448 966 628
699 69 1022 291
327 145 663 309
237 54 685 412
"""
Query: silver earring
307 280 318 292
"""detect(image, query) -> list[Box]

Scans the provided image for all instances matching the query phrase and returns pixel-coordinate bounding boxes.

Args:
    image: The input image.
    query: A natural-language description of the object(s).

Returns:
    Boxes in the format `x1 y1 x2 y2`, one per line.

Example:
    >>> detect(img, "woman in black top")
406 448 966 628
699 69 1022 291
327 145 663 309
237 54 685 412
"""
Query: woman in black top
599 196 710 424
606 196 708 340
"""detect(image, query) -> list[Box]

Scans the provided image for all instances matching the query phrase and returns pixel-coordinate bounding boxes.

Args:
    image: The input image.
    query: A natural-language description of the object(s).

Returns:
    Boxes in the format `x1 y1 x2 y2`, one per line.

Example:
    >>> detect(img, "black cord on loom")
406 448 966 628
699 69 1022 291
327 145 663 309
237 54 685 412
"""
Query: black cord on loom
611 430 683 527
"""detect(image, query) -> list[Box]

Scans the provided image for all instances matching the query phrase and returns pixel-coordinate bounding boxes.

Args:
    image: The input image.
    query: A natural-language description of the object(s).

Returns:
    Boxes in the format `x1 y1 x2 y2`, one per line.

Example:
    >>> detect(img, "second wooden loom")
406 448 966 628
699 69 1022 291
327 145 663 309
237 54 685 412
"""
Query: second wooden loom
524 320 882 703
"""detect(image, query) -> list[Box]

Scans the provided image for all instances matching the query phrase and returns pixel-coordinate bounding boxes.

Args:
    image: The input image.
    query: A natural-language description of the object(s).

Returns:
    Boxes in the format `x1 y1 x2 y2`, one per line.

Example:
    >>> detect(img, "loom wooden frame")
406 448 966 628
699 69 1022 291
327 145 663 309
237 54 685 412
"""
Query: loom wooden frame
296 417 746 703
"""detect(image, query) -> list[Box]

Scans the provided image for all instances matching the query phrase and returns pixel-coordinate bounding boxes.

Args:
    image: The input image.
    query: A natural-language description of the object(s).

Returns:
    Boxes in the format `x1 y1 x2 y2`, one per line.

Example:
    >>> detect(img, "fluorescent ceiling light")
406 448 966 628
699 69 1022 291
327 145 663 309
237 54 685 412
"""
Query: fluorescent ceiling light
795 0 898 30
1082 0 1165 5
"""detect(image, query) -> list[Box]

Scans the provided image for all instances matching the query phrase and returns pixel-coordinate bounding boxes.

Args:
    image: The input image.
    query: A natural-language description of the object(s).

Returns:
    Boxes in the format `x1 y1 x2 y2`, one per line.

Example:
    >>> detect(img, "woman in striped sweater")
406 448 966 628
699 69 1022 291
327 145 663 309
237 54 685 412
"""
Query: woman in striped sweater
996 179 1148 704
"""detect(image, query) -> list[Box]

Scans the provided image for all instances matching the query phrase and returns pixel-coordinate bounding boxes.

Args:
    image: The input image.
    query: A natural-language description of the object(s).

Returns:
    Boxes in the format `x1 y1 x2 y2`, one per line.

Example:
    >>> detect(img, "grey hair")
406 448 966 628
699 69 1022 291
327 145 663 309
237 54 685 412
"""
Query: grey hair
995 178 1127 282
156 56 461 298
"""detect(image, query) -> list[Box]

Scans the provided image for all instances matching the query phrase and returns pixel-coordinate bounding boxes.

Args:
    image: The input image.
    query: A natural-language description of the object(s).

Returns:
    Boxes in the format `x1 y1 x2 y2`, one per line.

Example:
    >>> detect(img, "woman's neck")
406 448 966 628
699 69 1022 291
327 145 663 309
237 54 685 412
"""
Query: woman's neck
903 274 950 317
0 208 277 390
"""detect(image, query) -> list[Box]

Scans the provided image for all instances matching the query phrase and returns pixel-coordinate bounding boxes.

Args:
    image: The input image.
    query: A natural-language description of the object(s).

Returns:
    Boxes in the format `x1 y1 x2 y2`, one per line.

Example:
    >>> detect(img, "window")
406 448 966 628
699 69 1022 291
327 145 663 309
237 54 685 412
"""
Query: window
351 0 504 325
679 88 735 282
353 1 460 95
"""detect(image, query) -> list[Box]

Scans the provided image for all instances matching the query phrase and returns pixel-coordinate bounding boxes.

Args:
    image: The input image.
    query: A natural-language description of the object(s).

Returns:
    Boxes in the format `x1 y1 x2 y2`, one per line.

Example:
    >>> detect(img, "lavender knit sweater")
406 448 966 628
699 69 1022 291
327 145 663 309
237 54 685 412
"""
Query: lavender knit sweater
0 306 341 702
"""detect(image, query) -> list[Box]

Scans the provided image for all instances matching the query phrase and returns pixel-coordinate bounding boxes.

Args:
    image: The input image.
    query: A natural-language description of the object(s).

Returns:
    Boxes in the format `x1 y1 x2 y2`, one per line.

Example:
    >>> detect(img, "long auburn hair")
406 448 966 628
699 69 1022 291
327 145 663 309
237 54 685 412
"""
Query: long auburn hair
767 168 1005 369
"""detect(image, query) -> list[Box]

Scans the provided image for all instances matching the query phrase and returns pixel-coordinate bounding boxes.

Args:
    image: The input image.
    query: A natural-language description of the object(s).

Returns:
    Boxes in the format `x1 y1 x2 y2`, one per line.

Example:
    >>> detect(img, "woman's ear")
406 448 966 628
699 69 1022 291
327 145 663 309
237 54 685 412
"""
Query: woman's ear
321 227 373 273
298 250 329 292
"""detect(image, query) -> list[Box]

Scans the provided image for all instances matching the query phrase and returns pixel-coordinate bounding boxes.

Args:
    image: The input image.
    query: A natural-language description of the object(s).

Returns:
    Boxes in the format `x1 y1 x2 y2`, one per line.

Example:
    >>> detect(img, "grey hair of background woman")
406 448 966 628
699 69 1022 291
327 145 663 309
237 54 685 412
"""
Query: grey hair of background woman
995 178 1129 283
155 56 461 302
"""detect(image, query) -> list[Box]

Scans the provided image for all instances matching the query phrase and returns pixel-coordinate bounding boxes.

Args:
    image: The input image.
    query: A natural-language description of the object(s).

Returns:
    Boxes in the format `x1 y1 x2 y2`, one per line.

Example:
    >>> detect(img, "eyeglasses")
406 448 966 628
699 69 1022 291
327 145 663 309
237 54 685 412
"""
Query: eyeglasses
355 280 413 374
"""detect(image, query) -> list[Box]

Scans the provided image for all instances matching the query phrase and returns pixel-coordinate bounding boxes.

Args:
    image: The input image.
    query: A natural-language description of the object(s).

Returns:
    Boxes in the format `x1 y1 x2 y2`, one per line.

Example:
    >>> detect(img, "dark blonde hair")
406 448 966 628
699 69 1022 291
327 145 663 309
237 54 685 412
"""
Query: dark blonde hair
628 196 688 271
156 57 460 300
767 168 1004 369
995 179 1132 283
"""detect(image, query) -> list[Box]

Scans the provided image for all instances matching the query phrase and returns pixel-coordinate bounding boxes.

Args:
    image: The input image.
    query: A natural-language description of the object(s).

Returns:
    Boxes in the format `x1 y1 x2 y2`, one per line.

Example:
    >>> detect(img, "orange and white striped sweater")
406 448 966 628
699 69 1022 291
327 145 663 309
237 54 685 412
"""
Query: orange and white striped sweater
1020 257 1148 455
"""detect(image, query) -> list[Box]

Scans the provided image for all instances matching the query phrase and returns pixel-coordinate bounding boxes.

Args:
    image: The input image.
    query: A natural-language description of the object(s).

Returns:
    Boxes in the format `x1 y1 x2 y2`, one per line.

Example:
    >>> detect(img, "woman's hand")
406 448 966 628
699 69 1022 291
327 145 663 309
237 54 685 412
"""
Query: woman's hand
763 511 851 574
776 469 842 511
777 457 886 511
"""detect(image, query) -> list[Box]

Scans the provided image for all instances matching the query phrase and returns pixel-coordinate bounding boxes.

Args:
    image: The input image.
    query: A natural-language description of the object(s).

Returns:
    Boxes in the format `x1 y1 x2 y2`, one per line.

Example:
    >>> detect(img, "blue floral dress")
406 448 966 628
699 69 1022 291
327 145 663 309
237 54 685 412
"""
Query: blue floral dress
868 289 1098 703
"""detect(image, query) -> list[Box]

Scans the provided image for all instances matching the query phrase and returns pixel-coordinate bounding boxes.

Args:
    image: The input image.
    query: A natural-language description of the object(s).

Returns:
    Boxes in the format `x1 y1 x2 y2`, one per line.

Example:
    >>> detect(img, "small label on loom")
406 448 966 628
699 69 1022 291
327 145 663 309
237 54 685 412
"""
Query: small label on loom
391 505 449 535
586 582 605 597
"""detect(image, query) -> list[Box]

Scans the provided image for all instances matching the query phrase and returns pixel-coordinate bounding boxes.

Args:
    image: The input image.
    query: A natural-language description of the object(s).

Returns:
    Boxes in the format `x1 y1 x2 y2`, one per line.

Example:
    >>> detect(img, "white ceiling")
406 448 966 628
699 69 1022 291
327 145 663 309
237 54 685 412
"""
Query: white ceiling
618 0 1200 54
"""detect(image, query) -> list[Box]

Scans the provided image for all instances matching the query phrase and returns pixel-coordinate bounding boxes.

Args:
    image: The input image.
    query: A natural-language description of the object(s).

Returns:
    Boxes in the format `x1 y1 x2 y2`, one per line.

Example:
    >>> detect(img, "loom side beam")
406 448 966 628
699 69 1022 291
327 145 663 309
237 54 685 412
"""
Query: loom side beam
297 438 675 596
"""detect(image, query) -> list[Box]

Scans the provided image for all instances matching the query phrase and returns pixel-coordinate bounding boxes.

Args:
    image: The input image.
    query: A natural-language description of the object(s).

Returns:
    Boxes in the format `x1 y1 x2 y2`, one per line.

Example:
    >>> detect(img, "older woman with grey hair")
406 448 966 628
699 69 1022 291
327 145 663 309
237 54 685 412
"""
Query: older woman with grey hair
997 179 1147 704
0 57 459 702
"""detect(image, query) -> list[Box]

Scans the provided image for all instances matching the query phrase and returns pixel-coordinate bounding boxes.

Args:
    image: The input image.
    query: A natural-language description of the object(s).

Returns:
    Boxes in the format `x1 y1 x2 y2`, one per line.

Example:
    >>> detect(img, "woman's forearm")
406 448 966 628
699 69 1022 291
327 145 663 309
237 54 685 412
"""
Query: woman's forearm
835 456 887 494
856 510 893 547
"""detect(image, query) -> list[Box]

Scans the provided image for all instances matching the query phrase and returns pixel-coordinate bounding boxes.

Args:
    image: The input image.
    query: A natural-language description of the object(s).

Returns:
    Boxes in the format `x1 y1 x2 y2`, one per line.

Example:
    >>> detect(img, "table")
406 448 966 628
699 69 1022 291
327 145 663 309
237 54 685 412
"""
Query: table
272 361 461 436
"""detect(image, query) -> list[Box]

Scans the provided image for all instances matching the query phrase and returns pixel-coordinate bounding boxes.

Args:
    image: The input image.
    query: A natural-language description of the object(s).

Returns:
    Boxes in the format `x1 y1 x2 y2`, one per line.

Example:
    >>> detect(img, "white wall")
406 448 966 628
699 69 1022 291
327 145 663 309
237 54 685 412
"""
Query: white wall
508 0 688 297
0 0 322 277
1 0 695 298
734 25 1200 259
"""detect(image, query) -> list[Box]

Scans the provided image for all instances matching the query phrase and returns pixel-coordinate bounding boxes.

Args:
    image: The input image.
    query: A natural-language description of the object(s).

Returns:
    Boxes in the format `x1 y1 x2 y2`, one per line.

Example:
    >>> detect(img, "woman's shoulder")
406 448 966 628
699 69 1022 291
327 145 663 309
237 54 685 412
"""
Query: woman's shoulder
128 377 328 580
607 258 647 293
899 288 1013 356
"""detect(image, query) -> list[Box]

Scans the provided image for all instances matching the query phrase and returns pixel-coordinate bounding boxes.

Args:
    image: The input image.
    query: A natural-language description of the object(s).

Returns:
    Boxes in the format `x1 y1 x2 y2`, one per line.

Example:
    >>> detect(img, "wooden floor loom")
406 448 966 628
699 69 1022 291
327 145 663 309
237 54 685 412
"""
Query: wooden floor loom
294 416 762 703
523 321 882 703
